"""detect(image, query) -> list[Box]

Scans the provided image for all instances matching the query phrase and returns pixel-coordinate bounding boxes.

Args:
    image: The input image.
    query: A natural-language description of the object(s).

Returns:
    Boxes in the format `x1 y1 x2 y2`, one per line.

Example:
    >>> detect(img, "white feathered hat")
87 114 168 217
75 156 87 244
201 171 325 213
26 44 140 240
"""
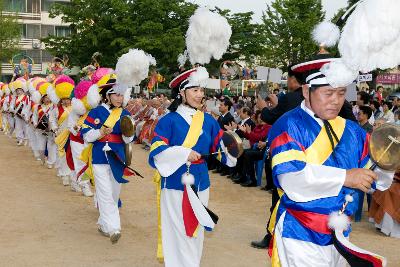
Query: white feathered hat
306 0 400 89
87 49 156 109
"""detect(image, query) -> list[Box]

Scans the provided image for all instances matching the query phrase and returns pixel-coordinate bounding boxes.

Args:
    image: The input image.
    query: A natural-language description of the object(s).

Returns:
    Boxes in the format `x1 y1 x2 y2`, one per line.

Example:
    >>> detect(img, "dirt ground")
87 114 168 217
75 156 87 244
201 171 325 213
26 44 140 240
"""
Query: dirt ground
0 133 398 267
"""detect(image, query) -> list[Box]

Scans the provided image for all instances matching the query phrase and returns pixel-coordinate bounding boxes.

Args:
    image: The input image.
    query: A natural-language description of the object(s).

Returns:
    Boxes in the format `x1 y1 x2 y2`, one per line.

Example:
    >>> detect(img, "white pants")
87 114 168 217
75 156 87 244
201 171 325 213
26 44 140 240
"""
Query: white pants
2 113 8 130
70 140 87 182
93 164 121 234
135 120 145 138
29 127 40 158
371 213 400 238
36 131 57 165
57 154 72 177
7 114 14 135
24 122 30 141
14 116 26 142
161 188 209 267
275 211 346 267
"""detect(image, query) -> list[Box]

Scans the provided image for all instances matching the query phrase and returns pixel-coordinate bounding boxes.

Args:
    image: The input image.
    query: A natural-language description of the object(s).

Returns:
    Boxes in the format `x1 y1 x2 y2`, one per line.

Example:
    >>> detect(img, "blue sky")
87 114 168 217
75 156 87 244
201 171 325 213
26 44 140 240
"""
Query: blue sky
191 0 348 22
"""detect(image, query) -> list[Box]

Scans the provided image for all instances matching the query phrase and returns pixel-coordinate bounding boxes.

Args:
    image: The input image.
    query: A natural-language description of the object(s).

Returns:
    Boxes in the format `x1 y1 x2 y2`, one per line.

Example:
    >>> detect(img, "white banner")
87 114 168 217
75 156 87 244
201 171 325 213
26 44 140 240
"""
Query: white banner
256 66 283 83
358 74 372 82
206 78 221 90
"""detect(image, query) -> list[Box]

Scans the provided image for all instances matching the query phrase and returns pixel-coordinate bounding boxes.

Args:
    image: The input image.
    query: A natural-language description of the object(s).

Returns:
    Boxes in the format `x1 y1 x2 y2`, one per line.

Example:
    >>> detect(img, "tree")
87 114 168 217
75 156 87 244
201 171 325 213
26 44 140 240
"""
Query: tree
0 0 21 78
259 0 324 70
42 0 196 84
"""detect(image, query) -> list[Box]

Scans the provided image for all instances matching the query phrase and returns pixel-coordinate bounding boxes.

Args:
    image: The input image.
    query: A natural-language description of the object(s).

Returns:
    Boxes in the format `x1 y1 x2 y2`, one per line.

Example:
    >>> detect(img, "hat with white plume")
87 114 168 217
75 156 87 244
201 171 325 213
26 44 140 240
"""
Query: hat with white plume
186 7 232 65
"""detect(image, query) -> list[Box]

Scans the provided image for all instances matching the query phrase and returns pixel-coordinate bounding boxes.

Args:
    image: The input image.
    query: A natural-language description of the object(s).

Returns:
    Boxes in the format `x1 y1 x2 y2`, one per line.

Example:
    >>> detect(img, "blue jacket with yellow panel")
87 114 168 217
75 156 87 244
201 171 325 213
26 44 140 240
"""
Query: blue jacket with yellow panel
268 102 370 246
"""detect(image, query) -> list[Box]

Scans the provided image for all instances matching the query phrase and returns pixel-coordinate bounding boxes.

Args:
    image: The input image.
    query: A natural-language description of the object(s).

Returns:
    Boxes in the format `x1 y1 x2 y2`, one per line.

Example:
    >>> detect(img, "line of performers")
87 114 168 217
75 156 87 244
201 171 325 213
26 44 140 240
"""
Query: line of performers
0 66 138 244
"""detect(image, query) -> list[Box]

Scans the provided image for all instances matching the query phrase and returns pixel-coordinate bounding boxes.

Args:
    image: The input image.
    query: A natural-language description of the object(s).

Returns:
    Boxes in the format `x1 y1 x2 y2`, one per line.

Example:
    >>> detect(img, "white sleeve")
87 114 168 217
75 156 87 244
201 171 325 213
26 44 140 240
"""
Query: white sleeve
67 112 80 135
278 163 346 202
375 167 395 191
153 146 192 177
32 106 39 125
48 108 58 131
83 129 101 143
220 140 237 167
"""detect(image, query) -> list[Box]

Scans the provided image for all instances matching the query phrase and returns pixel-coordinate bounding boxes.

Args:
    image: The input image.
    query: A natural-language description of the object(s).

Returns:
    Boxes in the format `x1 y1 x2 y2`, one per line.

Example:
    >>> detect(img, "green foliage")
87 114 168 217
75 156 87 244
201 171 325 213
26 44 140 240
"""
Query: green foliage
42 0 196 79
0 0 21 76
259 0 324 70
42 0 266 81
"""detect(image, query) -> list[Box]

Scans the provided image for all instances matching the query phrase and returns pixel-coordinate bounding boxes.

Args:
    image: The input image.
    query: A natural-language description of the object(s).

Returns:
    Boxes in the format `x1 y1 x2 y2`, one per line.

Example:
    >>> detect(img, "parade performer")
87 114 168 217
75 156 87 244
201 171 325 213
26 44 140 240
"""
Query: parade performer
148 67 236 267
0 83 7 132
267 56 381 266
81 49 154 243
26 77 46 161
31 81 57 168
5 83 16 138
67 80 96 196
10 79 28 146
48 75 75 186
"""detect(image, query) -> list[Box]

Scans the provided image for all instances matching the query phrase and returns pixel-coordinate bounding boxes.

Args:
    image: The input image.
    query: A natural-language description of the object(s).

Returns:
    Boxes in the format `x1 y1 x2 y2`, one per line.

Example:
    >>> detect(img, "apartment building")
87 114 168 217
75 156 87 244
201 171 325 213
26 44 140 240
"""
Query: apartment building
1 0 71 79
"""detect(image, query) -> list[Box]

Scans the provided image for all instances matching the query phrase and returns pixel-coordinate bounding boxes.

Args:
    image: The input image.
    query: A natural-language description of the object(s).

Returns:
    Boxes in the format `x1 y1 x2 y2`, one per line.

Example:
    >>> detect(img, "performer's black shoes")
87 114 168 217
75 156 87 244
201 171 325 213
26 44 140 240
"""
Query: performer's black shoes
110 232 121 244
241 180 257 187
250 233 271 249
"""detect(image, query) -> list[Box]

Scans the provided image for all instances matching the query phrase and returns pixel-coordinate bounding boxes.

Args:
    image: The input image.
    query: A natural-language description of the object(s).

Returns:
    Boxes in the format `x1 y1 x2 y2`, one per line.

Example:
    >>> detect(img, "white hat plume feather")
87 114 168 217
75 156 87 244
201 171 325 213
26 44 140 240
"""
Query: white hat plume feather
186 7 232 64
115 49 156 94
312 21 341 47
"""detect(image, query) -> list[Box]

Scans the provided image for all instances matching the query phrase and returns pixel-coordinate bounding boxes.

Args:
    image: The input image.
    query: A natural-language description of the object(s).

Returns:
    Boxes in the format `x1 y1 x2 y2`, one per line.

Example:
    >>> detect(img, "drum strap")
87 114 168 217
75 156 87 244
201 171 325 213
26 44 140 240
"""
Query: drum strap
14 95 25 113
79 107 123 185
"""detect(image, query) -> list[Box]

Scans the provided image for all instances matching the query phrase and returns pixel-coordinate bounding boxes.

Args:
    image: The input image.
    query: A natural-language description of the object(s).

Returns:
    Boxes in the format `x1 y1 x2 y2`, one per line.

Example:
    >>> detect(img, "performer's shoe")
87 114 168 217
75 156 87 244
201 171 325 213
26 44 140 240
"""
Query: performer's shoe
220 170 229 176
81 183 94 197
241 180 257 187
98 227 110 237
250 234 271 249
17 140 23 146
24 140 28 146
233 177 244 184
110 231 121 244
70 180 82 193
47 164 53 169
62 176 70 186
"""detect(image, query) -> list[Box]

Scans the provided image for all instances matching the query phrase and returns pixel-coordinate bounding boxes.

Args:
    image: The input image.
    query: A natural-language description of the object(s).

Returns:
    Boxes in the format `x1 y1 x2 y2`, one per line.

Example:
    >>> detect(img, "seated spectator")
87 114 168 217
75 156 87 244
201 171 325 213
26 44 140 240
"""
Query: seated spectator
370 100 383 121
369 170 400 238
232 111 271 187
358 105 373 133
394 110 400 125
382 101 395 123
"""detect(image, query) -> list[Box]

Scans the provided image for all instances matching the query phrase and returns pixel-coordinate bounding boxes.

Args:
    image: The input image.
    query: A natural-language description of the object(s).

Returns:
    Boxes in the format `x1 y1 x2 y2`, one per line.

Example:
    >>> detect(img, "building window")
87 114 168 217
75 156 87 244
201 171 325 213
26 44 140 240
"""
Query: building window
27 0 41 13
26 24 41 39
55 26 71 37
41 0 69 12
4 0 26 12
42 50 54 63
24 49 42 64
41 25 55 38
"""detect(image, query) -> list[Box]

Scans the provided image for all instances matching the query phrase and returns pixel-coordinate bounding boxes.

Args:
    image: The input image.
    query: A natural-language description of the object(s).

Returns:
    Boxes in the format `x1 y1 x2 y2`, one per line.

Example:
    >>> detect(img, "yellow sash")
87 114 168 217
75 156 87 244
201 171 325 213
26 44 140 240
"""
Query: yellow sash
54 106 73 157
153 110 204 263
57 106 72 126
80 108 123 184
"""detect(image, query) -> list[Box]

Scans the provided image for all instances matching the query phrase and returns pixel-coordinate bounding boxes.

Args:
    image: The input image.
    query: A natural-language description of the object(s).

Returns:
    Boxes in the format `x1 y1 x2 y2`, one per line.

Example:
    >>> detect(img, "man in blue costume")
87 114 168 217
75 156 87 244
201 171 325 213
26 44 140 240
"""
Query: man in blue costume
268 58 377 266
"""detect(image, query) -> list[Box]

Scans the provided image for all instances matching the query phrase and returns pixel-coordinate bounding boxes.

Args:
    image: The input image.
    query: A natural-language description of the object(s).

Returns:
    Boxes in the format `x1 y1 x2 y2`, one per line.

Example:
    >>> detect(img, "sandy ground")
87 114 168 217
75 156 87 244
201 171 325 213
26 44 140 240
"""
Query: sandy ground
0 133 399 267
